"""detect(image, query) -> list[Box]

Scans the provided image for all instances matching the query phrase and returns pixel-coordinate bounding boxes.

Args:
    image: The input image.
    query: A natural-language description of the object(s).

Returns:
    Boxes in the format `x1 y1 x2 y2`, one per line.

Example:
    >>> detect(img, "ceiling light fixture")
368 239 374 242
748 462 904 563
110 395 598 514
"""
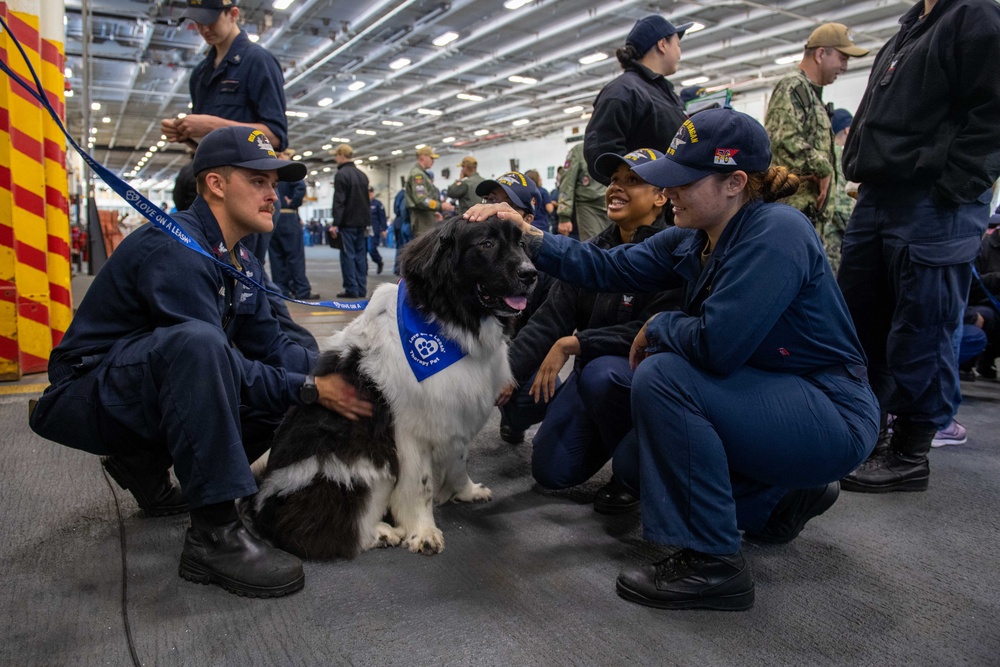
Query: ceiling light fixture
369 156 379 161
508 75 538 85
774 54 800 65
292 155 303 161
90 102 101 111
456 93 484 101
432 31 459 47
578 52 608 65
273 0 296 10
681 75 710 86
247 33 260 43
563 105 584 114
512 118 530 126
504 0 531 8
389 57 411 70
417 108 444 116
381 120 404 127
322 144 332 150
317 97 333 107
302 150 313 157
348 81 366 91
64 66 72 78
474 129 489 136
442 136 456 143
391 149 403 155
102 117 111 123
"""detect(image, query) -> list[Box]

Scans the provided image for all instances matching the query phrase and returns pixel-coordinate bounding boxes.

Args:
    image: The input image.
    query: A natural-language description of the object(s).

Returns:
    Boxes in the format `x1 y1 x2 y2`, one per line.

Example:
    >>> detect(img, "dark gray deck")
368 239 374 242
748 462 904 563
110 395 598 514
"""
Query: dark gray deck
3 245 998 666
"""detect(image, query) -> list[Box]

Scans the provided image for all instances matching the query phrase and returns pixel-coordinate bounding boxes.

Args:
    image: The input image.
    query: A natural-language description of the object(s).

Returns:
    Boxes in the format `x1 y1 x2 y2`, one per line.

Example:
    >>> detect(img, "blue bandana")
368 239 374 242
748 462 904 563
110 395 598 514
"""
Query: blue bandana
397 280 467 382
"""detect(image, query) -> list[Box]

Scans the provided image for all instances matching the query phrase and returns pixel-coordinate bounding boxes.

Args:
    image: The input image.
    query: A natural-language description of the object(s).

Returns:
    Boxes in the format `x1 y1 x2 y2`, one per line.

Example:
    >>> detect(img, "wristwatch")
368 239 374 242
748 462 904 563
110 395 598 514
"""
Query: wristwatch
299 375 319 405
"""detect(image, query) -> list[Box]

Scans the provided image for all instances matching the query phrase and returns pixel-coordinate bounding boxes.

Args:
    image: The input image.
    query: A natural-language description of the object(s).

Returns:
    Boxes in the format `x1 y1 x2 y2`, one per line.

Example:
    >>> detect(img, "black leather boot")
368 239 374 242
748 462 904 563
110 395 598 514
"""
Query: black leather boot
743 482 840 544
594 477 639 515
101 455 188 517
179 502 304 598
872 412 892 457
616 548 755 611
841 419 935 493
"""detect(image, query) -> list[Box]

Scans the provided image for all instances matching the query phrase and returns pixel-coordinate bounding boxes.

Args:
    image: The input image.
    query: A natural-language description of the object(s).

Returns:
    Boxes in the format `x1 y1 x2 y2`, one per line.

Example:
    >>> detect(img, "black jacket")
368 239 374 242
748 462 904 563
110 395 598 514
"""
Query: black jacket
843 0 1000 204
584 64 687 186
509 219 679 386
332 161 370 228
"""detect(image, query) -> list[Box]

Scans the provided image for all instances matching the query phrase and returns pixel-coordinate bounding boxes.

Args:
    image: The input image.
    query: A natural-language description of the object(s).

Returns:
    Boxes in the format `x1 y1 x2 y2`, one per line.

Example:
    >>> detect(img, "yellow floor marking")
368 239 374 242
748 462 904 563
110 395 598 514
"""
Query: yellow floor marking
0 383 49 396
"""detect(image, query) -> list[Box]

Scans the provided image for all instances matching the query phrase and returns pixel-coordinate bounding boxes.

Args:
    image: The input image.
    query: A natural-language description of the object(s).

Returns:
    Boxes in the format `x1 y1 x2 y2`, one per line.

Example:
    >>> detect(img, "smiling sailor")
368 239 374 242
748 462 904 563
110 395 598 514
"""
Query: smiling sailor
29 126 375 599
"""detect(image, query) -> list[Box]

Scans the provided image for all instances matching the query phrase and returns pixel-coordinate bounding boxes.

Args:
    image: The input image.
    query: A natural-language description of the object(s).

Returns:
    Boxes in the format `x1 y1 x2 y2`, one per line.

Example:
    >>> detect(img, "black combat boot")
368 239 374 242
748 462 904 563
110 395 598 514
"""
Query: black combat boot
179 501 304 598
840 419 935 493
101 455 188 517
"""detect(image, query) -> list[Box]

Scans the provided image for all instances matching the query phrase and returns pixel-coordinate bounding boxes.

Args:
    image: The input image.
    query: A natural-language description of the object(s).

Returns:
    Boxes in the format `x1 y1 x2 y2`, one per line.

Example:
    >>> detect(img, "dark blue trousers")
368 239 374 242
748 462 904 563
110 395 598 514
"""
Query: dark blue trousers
30 322 281 508
367 235 383 266
837 185 989 427
269 212 312 299
503 356 634 489
613 353 878 555
338 226 368 296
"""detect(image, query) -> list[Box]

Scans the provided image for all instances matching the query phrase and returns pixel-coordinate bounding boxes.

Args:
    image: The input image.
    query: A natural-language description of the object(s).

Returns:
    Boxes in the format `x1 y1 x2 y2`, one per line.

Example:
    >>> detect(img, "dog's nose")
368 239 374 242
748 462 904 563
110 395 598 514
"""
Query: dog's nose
518 263 537 286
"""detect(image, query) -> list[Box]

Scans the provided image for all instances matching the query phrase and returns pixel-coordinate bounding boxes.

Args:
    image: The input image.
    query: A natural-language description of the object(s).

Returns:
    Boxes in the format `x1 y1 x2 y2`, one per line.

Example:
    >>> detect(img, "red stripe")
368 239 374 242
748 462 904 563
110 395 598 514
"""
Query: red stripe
44 138 65 164
15 239 47 273
18 296 50 327
0 277 14 292
19 350 48 374
41 40 62 68
47 234 70 257
0 106 8 132
45 186 67 211
43 94 64 120
0 164 10 191
49 283 71 308
9 75 43 110
8 11 40 50
0 335 18 362
11 127 43 161
0 222 12 248
13 184 46 219
51 328 64 347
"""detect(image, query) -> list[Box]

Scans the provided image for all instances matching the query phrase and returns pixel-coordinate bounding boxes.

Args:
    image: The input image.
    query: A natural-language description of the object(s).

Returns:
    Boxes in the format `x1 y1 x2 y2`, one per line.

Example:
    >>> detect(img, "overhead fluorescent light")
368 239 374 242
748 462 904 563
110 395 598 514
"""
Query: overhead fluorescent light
391 150 403 155
368 156 379 161
64 89 74 97
156 140 165 147
356 129 377 136
581 112 592 119
273 0 296 10
285 110 309 118
381 120 404 127
310 170 318 175
355 158 364 164
417 108 444 116
90 102 101 111
474 129 489 136
578 52 608 65
415 144 427 149
302 150 313 157
389 57 411 70
247 33 260 43
443 137 456 143
512 118 530 126
456 93 484 101
102 117 111 123
321 144 332 150
317 97 333 107
774 54 800 65
508 75 538 85
504 0 531 8
348 81 366 91
563 105 584 114
686 22 706 34
64 66 72 78
322 167 332 172
681 76 710 86
432 31 459 47
330 137 350 143
292 155 303 161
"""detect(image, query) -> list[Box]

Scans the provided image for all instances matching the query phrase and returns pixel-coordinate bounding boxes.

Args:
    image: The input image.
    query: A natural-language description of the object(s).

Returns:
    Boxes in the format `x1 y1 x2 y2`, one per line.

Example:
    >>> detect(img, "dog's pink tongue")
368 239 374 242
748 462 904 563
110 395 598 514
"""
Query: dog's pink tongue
504 296 528 311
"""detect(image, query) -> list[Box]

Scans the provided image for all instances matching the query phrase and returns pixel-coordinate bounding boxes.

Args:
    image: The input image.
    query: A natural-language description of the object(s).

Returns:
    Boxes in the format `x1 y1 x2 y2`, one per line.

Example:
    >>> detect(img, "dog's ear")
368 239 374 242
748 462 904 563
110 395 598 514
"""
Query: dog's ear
399 219 455 285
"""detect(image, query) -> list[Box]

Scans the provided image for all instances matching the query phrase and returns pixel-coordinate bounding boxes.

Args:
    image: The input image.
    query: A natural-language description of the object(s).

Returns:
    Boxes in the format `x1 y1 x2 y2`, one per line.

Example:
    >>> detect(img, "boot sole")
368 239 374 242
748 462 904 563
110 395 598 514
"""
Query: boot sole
101 457 188 517
178 556 305 599
615 580 754 611
839 476 929 493
594 499 640 515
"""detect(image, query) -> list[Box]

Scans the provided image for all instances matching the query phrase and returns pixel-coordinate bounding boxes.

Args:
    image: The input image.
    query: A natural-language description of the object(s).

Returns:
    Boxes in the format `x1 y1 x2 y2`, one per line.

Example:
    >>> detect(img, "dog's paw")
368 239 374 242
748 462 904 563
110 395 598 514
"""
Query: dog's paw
453 482 493 503
404 527 445 555
375 522 404 548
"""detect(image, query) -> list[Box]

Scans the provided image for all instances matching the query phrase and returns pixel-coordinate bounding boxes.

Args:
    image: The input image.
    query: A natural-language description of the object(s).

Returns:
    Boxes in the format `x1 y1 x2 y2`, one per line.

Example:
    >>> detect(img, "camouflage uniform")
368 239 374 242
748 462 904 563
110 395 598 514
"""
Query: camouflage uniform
445 171 485 217
405 164 443 237
557 142 607 241
764 69 837 236
825 144 855 274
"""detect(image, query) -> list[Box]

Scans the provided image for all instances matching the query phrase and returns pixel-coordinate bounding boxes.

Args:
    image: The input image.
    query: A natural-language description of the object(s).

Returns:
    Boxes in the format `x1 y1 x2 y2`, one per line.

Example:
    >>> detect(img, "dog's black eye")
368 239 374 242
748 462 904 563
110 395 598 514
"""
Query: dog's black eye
479 239 495 249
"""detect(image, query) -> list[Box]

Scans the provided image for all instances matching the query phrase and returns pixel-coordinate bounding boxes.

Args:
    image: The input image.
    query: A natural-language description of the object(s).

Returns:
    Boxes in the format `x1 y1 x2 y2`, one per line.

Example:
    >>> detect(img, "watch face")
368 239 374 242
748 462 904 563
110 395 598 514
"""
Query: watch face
300 383 319 405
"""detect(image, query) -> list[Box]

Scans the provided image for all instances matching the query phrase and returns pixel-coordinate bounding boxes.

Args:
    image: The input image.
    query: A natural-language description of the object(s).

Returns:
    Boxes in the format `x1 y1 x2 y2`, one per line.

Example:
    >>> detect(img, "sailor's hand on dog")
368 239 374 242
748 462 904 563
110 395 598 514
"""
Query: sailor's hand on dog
315 373 374 420
495 382 515 407
629 323 653 370
463 202 540 238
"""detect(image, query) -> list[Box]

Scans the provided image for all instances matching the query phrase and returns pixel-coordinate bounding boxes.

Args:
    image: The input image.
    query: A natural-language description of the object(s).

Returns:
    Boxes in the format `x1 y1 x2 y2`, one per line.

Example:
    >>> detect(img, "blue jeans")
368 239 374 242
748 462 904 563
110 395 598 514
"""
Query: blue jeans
837 184 989 427
338 226 368 296
613 353 878 554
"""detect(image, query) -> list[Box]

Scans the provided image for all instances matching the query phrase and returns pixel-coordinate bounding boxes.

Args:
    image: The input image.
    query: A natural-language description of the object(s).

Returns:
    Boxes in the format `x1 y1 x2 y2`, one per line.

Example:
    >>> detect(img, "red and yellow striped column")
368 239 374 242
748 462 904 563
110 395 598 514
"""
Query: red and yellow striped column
40 2 70 350
0 0 53 379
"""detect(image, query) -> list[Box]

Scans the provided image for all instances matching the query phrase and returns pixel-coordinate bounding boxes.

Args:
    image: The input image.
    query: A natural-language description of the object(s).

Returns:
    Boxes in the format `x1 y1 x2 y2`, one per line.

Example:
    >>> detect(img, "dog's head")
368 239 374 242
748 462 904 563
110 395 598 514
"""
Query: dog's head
400 215 537 333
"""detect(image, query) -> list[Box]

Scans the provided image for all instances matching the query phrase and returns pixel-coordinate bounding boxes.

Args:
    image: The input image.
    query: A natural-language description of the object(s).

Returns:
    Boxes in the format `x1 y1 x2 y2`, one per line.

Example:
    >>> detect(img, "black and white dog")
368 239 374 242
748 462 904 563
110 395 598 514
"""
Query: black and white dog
249 216 537 559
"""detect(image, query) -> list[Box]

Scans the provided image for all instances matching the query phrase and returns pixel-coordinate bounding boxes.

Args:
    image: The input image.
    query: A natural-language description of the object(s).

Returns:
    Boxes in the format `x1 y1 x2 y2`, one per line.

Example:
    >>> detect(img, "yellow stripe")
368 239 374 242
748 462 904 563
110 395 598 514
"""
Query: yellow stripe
0 383 48 396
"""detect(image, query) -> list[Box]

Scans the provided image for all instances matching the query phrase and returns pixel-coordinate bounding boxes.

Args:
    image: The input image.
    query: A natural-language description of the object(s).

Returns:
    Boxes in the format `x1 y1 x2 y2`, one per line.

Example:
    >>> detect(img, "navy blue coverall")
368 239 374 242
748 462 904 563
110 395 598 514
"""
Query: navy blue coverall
269 179 312 299
528 200 879 554
29 198 315 509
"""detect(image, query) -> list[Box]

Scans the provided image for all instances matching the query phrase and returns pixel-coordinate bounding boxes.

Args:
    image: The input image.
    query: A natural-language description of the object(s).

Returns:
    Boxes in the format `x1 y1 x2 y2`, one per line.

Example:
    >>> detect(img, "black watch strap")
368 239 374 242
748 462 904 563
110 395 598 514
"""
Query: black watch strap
300 375 319 405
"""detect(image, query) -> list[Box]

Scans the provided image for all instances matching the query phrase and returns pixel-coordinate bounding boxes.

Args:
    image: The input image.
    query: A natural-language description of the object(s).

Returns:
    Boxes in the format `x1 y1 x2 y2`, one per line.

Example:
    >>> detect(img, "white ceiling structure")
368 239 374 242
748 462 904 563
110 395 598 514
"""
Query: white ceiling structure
62 0 914 188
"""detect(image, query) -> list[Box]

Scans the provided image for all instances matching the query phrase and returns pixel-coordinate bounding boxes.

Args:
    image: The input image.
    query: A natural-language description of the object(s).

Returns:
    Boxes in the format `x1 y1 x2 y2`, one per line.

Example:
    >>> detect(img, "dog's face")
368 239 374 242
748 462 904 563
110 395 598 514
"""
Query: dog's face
400 216 537 332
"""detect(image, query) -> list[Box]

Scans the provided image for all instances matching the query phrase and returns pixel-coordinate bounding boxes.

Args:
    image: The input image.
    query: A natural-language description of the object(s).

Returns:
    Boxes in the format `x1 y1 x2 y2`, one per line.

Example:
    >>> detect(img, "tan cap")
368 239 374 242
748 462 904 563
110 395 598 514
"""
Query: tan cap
805 23 869 57
416 146 440 158
459 155 477 167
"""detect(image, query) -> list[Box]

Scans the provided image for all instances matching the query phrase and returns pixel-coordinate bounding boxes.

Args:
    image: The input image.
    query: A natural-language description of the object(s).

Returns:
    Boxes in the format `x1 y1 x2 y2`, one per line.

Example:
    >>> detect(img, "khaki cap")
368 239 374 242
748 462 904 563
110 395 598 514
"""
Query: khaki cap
806 23 869 57
416 146 440 158
459 155 477 167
